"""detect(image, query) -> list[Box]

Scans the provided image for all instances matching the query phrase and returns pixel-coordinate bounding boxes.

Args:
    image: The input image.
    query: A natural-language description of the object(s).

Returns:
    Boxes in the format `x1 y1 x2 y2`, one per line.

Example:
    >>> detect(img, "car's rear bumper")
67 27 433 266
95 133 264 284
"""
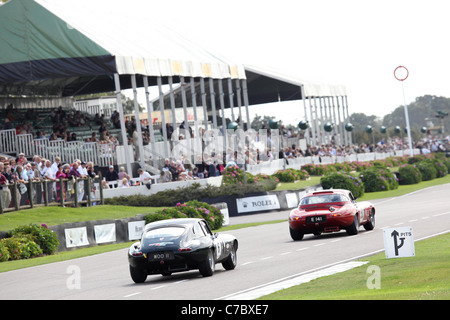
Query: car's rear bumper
289 214 354 234
128 248 210 274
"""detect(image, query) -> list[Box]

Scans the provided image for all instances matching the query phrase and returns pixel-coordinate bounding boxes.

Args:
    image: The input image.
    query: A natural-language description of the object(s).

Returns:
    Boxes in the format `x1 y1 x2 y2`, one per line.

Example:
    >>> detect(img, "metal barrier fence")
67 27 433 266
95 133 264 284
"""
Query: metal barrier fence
0 175 104 214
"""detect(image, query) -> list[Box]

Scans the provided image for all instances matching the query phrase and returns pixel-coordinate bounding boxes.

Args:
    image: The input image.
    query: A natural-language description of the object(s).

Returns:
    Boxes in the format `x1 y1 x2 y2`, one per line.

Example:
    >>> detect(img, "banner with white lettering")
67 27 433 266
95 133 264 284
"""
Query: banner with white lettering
128 221 145 241
236 195 280 213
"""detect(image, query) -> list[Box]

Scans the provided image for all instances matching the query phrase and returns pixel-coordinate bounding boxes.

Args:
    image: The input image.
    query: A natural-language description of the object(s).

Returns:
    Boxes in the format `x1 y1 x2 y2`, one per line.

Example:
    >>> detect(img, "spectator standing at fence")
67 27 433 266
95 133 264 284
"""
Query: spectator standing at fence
86 161 96 179
68 162 82 202
55 163 67 202
30 161 43 204
0 162 11 209
51 156 61 175
77 161 89 202
42 160 56 202
13 164 28 206
2 164 12 185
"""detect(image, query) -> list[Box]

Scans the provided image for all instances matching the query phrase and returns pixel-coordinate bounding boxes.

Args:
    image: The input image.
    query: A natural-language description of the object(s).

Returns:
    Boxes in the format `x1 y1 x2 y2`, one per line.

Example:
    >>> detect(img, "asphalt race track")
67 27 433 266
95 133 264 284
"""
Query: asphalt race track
0 184 449 300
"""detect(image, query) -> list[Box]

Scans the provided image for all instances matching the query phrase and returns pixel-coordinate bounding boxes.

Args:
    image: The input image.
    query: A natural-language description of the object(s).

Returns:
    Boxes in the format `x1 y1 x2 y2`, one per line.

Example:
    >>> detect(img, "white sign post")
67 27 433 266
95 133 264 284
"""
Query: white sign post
383 226 415 259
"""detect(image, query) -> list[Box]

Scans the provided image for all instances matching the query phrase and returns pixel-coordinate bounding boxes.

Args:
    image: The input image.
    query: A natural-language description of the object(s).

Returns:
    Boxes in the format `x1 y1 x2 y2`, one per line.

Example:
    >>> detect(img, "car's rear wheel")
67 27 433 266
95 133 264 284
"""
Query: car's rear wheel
129 265 147 283
290 227 304 241
364 210 375 230
346 214 359 235
199 249 215 277
222 243 237 270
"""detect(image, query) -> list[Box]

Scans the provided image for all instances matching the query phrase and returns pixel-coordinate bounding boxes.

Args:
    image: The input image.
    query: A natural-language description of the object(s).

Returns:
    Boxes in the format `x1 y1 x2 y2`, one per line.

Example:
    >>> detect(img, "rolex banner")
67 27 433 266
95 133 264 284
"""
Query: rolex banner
236 195 280 213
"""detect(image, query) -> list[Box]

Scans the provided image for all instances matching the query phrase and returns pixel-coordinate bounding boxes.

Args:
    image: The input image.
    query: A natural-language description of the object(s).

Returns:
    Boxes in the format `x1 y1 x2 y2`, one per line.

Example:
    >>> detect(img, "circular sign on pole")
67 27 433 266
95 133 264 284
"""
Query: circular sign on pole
394 66 409 81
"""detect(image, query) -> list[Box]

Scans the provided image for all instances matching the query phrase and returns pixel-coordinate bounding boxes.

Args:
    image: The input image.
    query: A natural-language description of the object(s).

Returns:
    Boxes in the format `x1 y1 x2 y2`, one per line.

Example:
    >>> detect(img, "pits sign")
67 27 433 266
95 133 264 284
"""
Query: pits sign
383 226 415 259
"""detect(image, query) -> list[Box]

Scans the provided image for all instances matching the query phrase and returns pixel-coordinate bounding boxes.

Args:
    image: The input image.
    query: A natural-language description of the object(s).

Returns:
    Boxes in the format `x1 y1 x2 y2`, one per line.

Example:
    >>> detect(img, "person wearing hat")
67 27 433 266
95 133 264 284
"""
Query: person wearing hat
138 168 152 189
105 165 119 188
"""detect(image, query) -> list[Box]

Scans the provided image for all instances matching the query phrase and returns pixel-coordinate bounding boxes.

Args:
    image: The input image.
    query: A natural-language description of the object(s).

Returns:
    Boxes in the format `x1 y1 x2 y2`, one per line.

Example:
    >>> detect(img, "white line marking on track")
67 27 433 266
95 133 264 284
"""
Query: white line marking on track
174 280 189 284
314 243 326 247
296 247 309 252
124 292 141 298
280 252 292 256
151 285 166 290
433 212 450 217
260 256 273 261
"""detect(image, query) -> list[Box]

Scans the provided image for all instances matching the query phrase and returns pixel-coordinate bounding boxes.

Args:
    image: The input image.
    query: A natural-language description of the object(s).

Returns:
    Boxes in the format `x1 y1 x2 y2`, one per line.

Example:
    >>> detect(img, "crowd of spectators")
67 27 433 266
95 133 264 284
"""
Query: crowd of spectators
0 153 102 209
1 104 121 146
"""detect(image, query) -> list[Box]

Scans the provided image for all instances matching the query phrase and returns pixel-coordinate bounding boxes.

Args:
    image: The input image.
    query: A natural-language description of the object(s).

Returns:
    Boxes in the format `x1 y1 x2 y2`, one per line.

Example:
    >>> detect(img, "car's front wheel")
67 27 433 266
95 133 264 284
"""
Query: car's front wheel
290 227 304 241
199 249 215 277
129 265 147 283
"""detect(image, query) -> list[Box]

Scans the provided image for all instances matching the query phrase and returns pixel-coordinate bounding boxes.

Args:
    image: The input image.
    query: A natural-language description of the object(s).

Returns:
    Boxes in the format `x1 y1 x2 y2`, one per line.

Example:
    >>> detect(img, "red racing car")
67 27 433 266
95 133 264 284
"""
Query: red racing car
289 189 375 240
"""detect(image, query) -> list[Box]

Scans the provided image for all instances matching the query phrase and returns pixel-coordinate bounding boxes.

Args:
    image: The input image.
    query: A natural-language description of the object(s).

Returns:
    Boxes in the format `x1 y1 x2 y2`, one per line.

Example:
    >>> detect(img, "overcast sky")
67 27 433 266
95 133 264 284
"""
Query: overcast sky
80 0 450 126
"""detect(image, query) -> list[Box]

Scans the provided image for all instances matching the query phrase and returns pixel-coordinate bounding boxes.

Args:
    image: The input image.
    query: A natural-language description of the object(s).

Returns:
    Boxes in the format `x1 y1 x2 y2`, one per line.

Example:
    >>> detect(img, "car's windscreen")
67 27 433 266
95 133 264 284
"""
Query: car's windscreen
142 227 186 243
300 194 348 205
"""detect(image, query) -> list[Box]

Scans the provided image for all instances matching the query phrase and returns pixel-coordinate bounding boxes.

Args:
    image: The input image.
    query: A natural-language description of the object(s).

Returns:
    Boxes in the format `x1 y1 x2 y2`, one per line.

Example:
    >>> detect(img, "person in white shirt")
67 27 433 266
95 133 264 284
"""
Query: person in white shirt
51 156 61 175
42 160 56 202
76 161 88 202
138 168 152 189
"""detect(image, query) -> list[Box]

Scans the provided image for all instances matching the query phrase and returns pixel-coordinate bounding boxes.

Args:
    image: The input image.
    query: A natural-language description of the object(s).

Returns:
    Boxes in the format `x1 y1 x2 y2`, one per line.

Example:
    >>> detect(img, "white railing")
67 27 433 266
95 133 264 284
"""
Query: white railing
0 129 16 154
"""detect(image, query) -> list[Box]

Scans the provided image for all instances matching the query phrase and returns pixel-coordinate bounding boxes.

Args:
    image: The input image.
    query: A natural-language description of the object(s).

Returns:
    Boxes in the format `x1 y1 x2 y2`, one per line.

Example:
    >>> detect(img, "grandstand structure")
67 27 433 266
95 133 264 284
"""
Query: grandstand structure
0 0 351 179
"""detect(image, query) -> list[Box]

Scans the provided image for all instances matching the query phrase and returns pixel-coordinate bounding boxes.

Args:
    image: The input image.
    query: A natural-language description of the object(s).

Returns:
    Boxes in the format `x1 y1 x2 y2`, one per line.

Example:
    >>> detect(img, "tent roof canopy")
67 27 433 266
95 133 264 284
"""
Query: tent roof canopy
0 0 346 103
0 0 245 91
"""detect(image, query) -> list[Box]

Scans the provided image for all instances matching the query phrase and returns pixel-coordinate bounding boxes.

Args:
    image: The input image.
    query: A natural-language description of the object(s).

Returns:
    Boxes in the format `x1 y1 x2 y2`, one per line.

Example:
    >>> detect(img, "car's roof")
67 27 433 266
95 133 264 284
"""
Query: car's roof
143 218 202 231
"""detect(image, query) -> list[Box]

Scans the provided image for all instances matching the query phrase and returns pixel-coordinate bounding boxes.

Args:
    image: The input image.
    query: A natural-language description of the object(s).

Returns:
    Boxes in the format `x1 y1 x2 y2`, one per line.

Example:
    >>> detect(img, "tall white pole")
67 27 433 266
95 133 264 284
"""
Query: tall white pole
131 74 145 169
143 76 156 166
402 81 414 157
113 73 132 176
394 66 413 157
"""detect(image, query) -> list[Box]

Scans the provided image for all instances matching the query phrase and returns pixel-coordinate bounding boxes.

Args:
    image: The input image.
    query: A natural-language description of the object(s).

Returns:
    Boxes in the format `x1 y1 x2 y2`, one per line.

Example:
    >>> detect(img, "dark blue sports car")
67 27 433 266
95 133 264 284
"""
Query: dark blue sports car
128 218 238 283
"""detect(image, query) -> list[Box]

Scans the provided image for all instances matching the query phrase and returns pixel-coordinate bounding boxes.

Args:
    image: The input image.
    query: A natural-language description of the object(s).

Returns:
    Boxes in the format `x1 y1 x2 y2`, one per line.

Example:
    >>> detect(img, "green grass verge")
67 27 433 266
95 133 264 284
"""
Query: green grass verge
258 232 450 300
